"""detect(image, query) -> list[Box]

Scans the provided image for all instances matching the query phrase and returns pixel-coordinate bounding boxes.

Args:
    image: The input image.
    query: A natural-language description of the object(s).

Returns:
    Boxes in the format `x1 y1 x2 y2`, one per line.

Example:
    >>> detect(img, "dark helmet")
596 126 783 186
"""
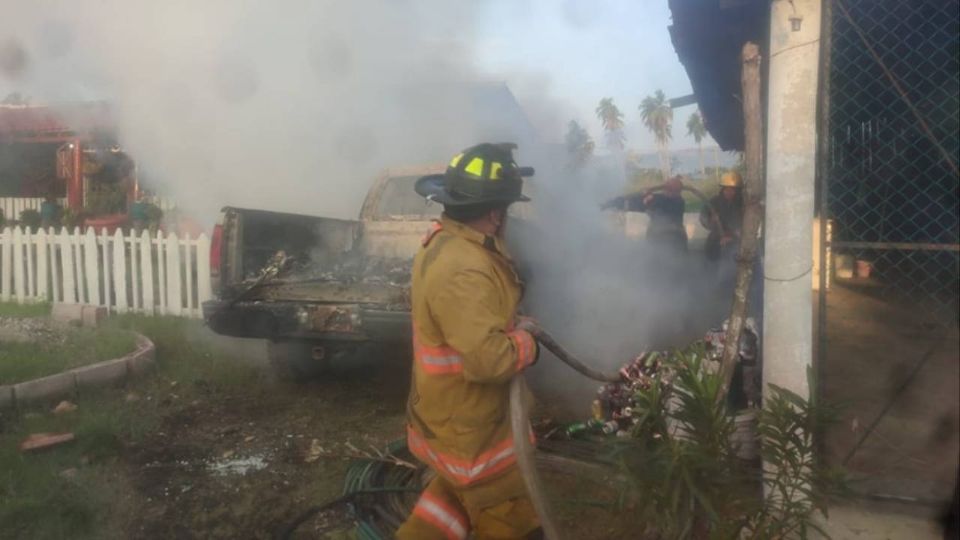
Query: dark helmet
415 143 534 206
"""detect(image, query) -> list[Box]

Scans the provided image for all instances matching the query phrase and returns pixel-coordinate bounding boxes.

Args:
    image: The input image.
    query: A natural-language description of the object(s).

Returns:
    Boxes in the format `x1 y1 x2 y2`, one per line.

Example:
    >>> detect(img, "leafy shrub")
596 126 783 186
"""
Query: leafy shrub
610 349 845 539
143 202 163 223
86 183 127 216
61 208 86 230
18 209 41 231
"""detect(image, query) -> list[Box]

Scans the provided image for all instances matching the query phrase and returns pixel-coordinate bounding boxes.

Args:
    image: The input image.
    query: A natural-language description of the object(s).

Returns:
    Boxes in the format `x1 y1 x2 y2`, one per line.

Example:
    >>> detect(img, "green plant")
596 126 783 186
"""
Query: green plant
610 348 845 539
62 208 86 230
640 90 674 179
85 183 127 216
596 97 626 151
745 379 848 538
143 202 163 223
19 209 41 231
564 120 595 167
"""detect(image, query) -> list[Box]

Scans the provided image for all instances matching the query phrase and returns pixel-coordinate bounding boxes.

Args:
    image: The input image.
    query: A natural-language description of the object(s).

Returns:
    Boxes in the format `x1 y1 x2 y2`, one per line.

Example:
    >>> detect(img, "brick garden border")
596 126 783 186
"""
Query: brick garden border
0 333 155 409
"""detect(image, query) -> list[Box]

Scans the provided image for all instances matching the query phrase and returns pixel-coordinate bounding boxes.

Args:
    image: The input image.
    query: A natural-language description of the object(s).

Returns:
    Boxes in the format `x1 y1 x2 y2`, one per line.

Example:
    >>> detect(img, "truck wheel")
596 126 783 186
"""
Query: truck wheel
267 340 330 381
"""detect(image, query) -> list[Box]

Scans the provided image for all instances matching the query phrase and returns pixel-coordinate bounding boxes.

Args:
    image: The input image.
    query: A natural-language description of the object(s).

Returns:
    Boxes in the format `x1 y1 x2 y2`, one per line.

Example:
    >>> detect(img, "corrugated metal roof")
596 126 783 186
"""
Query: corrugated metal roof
668 0 767 151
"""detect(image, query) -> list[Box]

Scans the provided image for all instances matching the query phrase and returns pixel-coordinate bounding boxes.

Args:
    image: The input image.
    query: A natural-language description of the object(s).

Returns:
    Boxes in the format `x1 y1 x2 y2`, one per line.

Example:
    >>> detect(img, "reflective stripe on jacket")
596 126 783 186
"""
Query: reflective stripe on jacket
407 215 537 486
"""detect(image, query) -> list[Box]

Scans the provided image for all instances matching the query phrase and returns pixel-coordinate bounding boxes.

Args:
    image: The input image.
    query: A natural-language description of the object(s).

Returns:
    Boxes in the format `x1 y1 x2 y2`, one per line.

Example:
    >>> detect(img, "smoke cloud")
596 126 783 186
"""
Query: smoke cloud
2 2 727 414
509 154 728 415
0 0 546 220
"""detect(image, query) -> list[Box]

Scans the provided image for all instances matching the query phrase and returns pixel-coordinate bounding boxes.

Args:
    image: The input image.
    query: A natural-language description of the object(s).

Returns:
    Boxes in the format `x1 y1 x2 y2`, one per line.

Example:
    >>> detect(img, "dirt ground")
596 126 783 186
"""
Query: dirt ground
6 327 633 540
5 286 955 539
104 344 413 539
819 281 960 504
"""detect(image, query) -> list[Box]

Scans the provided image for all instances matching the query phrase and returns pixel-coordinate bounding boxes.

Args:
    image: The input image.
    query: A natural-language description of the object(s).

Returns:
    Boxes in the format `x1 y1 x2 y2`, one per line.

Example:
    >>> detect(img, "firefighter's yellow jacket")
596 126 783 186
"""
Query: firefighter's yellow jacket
406 215 538 488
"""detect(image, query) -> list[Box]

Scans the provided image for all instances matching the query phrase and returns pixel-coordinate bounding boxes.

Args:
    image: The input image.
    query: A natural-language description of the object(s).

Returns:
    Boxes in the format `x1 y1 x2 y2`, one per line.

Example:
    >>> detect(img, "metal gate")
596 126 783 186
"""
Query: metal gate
819 0 959 503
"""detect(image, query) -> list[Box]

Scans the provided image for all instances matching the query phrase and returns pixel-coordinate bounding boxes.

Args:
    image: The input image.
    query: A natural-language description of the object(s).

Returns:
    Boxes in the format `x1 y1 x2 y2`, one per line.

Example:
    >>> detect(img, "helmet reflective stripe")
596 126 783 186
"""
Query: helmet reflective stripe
490 162 503 180
464 157 484 177
449 153 464 168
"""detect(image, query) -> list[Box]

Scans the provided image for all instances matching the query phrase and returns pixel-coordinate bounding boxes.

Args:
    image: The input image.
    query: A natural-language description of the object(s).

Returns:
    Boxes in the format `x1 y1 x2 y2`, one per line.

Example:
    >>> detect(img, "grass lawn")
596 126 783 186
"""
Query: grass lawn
0 313 262 539
0 302 51 318
0 327 137 385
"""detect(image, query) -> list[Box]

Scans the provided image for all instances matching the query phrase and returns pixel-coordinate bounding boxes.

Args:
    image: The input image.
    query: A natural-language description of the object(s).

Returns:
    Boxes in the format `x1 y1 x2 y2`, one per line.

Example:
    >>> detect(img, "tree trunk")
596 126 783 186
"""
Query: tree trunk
658 141 672 180
713 146 721 180
664 145 672 179
698 142 705 176
717 42 764 404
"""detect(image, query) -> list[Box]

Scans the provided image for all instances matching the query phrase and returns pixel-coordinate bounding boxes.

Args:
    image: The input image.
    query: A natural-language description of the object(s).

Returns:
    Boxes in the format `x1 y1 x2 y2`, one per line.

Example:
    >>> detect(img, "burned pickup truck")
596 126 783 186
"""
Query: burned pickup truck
202 167 445 378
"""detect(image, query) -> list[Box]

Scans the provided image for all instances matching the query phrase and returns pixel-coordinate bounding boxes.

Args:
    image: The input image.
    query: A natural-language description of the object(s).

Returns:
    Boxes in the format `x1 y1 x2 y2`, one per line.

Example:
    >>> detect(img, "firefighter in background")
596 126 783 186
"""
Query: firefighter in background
700 171 744 281
602 175 689 253
398 143 542 540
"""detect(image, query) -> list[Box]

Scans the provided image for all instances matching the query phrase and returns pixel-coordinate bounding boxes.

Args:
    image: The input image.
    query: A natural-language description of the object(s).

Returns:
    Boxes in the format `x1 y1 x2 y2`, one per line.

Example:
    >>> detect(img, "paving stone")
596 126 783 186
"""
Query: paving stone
51 303 84 324
81 305 108 327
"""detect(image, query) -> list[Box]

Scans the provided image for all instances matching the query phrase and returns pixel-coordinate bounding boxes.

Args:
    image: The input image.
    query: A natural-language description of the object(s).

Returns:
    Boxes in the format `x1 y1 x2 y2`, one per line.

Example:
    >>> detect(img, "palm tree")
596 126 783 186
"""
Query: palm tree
639 90 673 179
686 111 707 177
595 98 626 152
564 120 595 167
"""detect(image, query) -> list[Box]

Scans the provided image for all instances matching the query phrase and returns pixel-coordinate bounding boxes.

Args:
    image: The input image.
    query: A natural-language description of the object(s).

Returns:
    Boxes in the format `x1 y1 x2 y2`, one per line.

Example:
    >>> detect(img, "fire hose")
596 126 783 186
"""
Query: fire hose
280 331 619 540
602 182 726 238
511 330 620 540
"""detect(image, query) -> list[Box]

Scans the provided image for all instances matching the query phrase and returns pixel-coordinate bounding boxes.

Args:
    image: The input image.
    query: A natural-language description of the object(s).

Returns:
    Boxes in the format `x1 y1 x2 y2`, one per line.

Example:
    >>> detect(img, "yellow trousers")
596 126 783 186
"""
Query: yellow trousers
396 467 541 540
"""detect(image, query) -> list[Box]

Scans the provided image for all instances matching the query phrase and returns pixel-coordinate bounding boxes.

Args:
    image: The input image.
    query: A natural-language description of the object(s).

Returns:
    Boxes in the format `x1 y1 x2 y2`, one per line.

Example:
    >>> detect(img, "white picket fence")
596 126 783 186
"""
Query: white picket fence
0 198 68 221
0 227 212 318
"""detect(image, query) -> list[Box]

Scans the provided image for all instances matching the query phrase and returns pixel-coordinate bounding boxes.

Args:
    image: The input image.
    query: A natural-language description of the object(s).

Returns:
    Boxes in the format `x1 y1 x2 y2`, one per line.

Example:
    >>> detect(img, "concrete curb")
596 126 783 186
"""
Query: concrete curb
0 333 156 409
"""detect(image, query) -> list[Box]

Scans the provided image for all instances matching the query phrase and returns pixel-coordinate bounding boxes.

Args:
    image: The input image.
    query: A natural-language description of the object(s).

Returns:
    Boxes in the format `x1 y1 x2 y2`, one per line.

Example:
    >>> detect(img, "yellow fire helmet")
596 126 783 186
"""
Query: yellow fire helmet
415 143 534 206
719 171 742 188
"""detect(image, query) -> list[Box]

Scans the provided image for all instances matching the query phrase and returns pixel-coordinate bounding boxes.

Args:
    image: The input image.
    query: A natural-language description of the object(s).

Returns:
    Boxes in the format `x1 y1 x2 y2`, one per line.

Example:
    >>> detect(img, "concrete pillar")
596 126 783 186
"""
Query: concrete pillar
763 0 822 398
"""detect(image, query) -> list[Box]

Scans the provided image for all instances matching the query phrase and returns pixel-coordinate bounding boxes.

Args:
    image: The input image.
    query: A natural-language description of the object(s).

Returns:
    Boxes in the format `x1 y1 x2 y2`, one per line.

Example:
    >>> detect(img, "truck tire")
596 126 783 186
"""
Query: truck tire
267 340 330 381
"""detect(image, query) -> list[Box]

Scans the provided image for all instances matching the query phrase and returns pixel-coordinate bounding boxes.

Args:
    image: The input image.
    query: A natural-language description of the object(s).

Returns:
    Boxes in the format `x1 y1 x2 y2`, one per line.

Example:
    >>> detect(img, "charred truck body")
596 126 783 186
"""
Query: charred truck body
203 167 445 377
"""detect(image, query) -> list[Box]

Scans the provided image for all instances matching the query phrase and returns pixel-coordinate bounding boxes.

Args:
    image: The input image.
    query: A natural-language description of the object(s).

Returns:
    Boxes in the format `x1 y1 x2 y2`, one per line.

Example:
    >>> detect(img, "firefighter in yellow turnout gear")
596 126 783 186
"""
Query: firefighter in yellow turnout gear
397 143 542 540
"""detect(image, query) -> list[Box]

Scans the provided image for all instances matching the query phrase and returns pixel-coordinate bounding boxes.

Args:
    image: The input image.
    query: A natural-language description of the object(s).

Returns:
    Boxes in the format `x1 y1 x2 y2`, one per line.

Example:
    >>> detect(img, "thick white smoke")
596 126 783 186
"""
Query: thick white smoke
0 0 548 220
2 1 727 415
508 153 729 415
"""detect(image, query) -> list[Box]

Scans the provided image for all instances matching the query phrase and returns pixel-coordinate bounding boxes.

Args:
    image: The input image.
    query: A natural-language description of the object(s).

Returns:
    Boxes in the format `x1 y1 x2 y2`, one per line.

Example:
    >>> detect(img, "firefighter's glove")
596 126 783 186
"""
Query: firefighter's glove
515 316 542 366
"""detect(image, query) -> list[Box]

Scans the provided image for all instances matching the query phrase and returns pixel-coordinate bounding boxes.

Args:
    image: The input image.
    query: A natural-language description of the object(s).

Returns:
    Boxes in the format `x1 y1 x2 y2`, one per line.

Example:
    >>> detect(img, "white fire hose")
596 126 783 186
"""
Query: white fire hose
510 330 621 540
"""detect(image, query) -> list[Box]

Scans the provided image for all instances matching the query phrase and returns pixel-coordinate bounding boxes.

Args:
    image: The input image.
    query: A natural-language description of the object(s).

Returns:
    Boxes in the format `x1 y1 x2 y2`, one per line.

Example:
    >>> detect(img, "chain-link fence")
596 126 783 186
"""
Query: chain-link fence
820 0 959 503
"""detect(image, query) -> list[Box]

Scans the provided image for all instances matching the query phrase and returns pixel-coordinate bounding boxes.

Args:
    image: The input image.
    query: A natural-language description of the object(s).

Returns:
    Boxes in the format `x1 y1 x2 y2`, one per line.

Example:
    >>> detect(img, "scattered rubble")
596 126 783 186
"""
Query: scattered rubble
560 318 761 440
206 454 269 477
284 254 412 287
0 316 65 344
304 439 324 463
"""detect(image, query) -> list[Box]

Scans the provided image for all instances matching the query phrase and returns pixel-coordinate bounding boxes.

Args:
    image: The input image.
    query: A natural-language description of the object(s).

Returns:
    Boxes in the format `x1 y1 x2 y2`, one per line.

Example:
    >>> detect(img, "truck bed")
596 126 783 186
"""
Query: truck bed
205 206 415 342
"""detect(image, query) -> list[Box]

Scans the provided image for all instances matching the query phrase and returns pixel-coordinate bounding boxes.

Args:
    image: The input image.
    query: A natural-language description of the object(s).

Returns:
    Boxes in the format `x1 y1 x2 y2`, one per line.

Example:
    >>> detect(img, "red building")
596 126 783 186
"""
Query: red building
0 101 119 212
